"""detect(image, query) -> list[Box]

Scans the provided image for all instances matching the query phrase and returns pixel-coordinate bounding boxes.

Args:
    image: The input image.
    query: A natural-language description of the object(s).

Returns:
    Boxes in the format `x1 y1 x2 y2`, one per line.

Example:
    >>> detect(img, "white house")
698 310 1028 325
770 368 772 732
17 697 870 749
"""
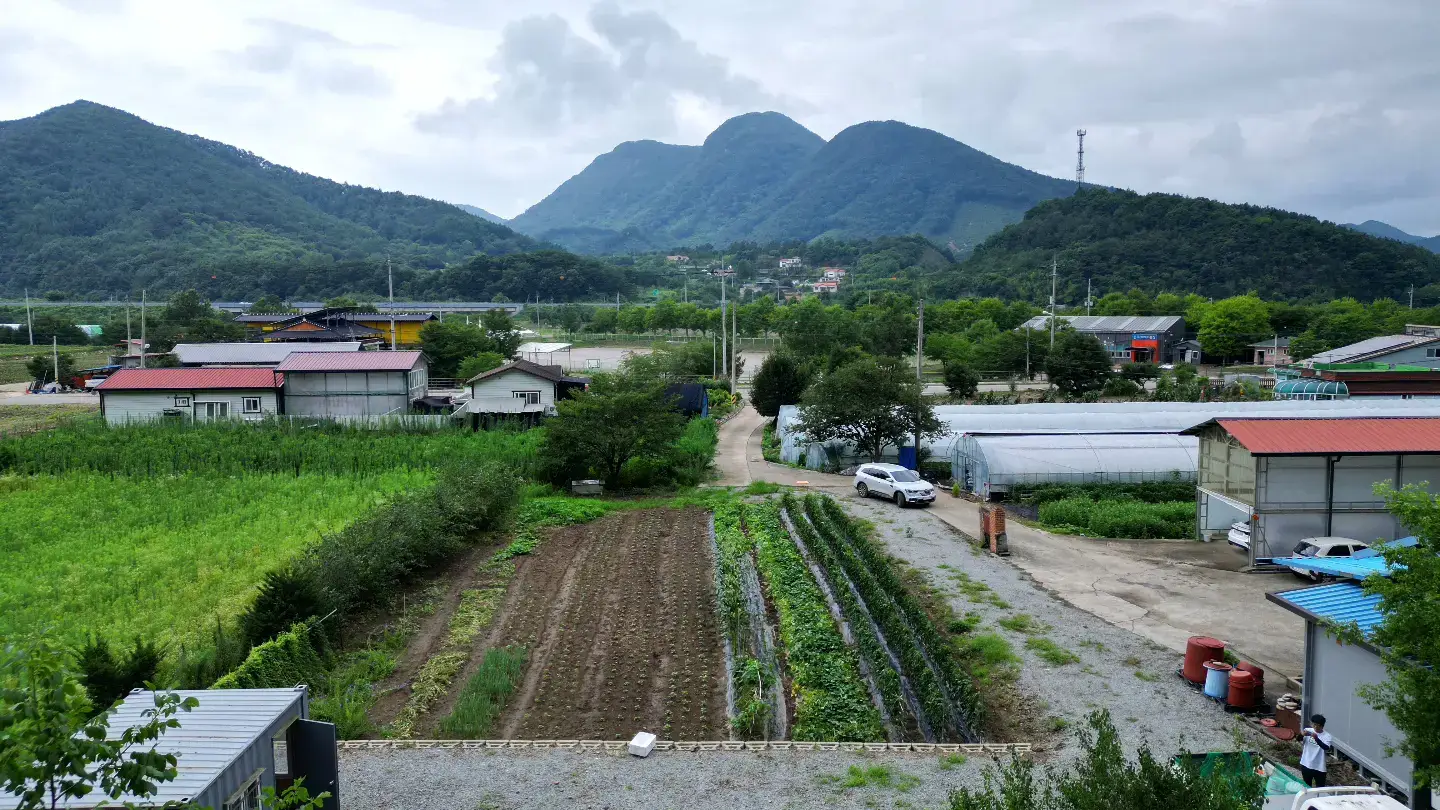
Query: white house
453 359 589 427
96 368 284 424
275 350 428 419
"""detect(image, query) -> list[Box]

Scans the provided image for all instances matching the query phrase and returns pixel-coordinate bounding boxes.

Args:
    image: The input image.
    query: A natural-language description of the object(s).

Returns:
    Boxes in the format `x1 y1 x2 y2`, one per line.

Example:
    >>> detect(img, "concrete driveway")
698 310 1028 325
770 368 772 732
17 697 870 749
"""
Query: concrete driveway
712 407 1307 683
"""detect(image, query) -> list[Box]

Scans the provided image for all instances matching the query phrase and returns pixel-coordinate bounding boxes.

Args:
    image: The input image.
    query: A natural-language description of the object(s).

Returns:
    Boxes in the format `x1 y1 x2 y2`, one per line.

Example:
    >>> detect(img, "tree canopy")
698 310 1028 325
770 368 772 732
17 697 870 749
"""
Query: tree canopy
796 355 942 462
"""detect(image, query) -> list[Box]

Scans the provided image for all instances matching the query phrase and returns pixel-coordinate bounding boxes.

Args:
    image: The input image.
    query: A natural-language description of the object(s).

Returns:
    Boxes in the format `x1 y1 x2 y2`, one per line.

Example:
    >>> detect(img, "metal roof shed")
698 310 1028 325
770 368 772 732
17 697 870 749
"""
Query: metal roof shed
953 433 1198 496
173 342 362 367
0 687 337 810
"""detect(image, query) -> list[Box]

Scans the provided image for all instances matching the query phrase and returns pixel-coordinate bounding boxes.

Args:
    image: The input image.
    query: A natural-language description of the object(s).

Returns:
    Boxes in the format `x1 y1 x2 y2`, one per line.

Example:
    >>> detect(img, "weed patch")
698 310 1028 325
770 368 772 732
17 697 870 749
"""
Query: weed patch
439 646 527 738
1026 637 1080 666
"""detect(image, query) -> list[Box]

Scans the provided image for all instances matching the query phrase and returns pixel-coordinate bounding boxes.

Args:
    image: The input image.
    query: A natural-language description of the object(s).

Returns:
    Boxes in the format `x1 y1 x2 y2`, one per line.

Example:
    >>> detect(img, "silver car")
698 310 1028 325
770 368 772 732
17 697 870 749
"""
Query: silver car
855 463 936 507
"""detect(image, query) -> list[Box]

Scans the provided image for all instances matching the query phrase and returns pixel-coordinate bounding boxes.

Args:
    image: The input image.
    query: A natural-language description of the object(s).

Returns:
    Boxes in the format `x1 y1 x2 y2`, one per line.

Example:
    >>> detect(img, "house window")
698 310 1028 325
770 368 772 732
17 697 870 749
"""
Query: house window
513 390 541 405
242 397 262 413
173 395 191 407
1427 348 1439 358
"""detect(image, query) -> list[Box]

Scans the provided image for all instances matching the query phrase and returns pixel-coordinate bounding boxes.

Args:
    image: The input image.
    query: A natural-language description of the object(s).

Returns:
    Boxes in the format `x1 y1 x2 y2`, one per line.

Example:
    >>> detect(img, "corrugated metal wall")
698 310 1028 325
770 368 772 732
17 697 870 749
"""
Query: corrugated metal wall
1307 625 1412 797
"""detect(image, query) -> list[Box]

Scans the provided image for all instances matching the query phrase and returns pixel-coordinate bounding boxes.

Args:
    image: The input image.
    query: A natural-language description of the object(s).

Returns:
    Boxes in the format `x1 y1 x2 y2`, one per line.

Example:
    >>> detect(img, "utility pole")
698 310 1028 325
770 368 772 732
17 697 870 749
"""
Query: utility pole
1049 255 1058 349
1085 277 1094 316
387 258 397 351
52 336 59 388
720 276 728 380
139 289 147 369
712 335 717 378
913 296 924 468
730 296 738 396
24 289 33 345
125 304 132 356
1409 284 1415 309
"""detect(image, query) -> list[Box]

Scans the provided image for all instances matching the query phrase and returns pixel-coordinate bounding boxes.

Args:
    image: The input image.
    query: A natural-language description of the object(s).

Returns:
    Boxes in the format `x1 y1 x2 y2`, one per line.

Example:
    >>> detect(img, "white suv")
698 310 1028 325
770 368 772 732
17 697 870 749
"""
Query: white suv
855 463 936 507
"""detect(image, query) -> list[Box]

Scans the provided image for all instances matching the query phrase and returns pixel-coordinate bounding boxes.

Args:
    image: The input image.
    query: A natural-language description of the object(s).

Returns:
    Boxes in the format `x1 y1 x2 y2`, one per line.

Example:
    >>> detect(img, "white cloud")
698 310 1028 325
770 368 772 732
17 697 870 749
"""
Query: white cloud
0 0 1435 233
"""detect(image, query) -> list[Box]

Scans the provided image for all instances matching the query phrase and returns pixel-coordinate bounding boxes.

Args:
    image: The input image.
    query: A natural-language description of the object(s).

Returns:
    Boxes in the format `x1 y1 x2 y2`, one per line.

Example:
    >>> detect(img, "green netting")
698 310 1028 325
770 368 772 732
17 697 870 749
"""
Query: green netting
1175 752 1306 799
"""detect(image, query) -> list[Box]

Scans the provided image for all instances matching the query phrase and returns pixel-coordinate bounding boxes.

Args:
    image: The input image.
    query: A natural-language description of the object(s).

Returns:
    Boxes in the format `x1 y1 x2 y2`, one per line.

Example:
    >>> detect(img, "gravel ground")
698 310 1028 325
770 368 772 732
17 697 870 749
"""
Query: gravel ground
841 493 1254 765
342 748 990 810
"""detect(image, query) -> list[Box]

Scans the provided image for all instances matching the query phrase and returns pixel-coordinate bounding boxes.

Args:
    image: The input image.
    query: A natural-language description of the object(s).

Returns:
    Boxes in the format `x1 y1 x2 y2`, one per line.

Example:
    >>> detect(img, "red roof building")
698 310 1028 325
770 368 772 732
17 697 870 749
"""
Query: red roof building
1213 417 1440 455
96 368 282 391
97 368 284 425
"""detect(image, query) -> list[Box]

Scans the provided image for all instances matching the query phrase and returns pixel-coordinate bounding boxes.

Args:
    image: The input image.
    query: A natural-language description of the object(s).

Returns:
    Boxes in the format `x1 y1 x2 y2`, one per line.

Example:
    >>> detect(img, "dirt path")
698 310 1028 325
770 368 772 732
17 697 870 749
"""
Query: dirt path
367 545 496 729
713 405 762 486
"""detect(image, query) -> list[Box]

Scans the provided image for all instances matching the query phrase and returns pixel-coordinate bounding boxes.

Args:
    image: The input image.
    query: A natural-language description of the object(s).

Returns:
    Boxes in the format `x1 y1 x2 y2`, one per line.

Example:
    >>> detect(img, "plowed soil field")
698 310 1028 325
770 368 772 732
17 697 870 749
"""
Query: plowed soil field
494 507 727 740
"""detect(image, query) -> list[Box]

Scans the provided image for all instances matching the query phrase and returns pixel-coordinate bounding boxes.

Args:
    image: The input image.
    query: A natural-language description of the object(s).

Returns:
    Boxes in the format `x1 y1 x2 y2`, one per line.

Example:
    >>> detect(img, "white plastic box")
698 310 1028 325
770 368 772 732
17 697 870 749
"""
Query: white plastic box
627 731 657 758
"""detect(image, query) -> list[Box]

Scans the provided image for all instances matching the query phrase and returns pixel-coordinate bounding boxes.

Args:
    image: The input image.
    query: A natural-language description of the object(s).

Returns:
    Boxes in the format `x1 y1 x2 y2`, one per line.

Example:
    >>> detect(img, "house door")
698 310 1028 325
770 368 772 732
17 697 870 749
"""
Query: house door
195 401 230 421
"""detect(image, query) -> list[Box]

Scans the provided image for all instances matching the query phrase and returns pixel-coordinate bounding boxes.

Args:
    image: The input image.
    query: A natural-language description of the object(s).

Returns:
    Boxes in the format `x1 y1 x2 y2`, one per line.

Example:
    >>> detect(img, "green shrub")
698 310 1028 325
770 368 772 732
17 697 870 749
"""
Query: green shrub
1011 480 1193 505
213 622 328 690
74 635 164 710
1038 497 1194 539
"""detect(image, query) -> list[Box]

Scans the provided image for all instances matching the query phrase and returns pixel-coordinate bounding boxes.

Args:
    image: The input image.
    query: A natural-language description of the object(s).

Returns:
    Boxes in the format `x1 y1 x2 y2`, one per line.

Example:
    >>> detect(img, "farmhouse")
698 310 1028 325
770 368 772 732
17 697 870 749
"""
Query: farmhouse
1189 416 1440 565
452 359 588 427
0 686 337 810
1266 548 1421 804
275 351 428 419
96 368 284 424
1300 325 1440 369
172 342 362 367
1019 315 1185 364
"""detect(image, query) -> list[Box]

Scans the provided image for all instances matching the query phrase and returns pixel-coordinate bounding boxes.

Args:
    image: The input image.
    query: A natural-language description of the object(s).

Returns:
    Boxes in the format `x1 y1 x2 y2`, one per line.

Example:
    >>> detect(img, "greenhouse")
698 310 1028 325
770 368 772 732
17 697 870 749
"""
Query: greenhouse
952 434 1198 497
775 399 1440 470
1273 379 1349 400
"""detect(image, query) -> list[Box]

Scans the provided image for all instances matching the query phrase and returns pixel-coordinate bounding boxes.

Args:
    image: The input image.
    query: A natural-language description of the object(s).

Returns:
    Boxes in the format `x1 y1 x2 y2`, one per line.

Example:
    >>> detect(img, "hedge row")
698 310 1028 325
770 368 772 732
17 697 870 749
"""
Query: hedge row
213 622 328 690
1038 497 1195 539
813 496 984 740
1009 480 1194 506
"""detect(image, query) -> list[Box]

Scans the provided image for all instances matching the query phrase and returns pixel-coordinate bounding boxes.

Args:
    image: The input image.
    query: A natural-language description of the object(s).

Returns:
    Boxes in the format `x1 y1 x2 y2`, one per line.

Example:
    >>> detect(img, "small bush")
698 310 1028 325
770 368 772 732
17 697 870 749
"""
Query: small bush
1038 497 1194 539
75 635 164 710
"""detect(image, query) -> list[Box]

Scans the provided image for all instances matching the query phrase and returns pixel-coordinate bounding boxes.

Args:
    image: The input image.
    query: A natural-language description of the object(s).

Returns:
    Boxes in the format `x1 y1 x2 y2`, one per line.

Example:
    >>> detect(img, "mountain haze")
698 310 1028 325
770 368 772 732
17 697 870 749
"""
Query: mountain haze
511 113 1077 253
1344 220 1440 253
455 204 508 224
0 101 539 296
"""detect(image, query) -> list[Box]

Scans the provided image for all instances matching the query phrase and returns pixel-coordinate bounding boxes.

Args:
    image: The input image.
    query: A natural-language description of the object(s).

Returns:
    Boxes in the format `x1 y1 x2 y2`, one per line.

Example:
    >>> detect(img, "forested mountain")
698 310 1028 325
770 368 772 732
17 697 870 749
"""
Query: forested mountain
455 204 508 224
1343 220 1440 253
0 101 539 297
511 113 1075 254
944 189 1440 303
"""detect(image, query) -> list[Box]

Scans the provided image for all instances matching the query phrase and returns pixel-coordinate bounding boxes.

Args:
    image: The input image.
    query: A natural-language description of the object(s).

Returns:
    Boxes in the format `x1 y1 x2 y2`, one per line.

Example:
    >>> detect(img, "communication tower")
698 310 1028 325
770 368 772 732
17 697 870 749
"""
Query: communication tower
1076 129 1086 187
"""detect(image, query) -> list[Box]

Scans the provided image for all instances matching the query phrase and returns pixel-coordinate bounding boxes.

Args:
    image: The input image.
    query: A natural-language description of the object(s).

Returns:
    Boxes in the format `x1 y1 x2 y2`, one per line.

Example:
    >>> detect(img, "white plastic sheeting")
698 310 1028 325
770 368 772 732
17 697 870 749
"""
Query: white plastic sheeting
776 399 1440 470
953 433 1197 495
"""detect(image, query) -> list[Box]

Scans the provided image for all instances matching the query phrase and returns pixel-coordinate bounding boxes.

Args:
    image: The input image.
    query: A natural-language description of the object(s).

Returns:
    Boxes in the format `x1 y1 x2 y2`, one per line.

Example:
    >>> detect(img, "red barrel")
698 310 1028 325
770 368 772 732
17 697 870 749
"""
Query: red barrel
1184 636 1226 684
1236 661 1265 690
1227 670 1259 709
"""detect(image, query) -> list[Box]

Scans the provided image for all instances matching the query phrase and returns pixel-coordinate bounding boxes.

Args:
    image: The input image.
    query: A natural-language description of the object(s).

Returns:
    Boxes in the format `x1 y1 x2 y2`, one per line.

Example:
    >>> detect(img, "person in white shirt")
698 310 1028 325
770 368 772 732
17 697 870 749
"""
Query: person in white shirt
1299 713 1334 787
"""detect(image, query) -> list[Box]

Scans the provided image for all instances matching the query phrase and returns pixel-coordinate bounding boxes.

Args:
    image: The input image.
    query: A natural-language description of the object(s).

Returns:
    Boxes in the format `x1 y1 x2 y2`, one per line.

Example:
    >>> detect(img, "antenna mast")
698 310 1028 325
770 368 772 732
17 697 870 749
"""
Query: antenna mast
1075 129 1087 188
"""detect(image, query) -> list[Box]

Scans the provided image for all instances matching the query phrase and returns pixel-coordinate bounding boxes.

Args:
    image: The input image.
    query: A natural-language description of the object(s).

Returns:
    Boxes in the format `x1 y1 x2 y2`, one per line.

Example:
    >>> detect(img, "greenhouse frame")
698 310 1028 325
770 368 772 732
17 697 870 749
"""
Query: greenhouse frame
952 433 1198 498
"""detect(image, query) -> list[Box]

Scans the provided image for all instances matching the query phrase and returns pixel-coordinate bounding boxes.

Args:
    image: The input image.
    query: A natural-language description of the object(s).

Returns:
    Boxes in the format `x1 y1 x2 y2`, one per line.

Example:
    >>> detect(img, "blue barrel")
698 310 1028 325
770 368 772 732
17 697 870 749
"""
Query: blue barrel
1203 661 1232 699
898 445 918 470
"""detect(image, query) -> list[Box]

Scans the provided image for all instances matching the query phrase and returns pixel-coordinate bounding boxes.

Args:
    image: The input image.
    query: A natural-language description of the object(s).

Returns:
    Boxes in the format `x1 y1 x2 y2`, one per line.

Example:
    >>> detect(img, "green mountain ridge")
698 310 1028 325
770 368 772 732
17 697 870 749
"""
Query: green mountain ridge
510 113 1078 254
946 189 1440 303
0 100 539 297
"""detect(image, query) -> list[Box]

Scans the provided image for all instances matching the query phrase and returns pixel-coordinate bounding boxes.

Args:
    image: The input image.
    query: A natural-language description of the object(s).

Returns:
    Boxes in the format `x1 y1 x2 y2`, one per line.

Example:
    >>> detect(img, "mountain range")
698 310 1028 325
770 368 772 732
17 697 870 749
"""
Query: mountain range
1343 220 1440 254
0 101 539 297
509 112 1080 254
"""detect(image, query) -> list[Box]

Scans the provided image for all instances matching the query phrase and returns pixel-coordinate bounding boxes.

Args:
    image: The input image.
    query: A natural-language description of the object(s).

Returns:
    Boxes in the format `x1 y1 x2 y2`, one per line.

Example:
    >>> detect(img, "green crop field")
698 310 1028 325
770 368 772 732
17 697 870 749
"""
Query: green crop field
0 470 427 648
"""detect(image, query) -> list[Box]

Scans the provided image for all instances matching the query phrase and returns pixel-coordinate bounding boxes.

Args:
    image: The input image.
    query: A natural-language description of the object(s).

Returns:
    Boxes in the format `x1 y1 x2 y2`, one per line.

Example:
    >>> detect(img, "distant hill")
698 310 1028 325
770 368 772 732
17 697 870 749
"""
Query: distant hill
511 113 1077 253
0 101 540 297
945 189 1440 303
1344 220 1440 253
455 204 508 224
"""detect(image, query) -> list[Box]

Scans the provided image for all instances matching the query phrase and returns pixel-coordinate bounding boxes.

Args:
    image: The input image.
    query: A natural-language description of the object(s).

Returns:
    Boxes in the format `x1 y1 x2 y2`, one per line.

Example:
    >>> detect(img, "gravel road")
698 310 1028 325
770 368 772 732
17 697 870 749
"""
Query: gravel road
842 493 1251 765
342 748 989 810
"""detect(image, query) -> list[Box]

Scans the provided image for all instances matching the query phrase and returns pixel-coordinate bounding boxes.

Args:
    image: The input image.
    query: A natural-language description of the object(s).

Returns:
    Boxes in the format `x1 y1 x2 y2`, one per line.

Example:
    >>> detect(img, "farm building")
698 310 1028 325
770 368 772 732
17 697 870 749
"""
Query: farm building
663 382 710 417
262 309 437 348
1275 363 1440 399
172 342 362 367
1266 549 1423 805
954 433 1197 499
776 400 1440 472
0 686 337 810
275 351 428 419
1299 325 1440 369
1188 417 1440 565
1018 315 1185 364
1250 337 1293 367
451 359 587 427
96 368 284 424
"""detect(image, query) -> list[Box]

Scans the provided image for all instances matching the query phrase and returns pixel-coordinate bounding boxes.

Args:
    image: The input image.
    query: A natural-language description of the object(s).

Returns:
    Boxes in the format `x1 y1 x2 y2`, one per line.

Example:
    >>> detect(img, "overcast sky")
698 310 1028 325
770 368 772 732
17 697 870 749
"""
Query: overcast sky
3 0 1437 235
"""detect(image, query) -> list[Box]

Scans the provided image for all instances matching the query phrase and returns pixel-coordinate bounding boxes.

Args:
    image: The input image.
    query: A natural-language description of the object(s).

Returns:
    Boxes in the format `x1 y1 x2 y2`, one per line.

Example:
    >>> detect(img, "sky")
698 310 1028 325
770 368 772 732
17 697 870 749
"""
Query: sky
2 0 1437 235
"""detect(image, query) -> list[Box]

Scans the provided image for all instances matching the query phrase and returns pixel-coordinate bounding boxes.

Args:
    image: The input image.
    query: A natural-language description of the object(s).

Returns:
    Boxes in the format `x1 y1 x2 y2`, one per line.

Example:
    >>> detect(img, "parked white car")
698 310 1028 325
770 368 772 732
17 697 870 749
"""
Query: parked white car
1227 522 1251 551
1283 786 1406 810
855 463 936 507
1288 536 1368 580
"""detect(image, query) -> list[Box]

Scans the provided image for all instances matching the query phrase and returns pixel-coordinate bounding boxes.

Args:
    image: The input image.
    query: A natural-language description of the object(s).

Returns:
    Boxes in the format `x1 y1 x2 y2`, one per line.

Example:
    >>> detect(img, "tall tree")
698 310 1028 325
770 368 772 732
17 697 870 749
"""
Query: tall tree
419 321 492 377
1046 330 1113 397
541 377 686 484
1196 295 1271 360
942 356 980 398
1356 484 1440 790
796 355 942 462
751 353 812 417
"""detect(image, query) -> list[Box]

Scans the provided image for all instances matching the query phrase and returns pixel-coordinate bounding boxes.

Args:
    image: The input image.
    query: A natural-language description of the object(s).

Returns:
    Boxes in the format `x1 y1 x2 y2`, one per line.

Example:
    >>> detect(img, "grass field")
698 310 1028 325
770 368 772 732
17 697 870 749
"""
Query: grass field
0 470 427 648
0 348 110 384
0 404 99 436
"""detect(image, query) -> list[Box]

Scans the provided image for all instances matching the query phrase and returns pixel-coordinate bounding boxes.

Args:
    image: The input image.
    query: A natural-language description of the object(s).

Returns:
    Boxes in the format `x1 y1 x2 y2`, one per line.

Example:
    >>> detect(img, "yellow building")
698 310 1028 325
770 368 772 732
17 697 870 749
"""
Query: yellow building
257 310 437 349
